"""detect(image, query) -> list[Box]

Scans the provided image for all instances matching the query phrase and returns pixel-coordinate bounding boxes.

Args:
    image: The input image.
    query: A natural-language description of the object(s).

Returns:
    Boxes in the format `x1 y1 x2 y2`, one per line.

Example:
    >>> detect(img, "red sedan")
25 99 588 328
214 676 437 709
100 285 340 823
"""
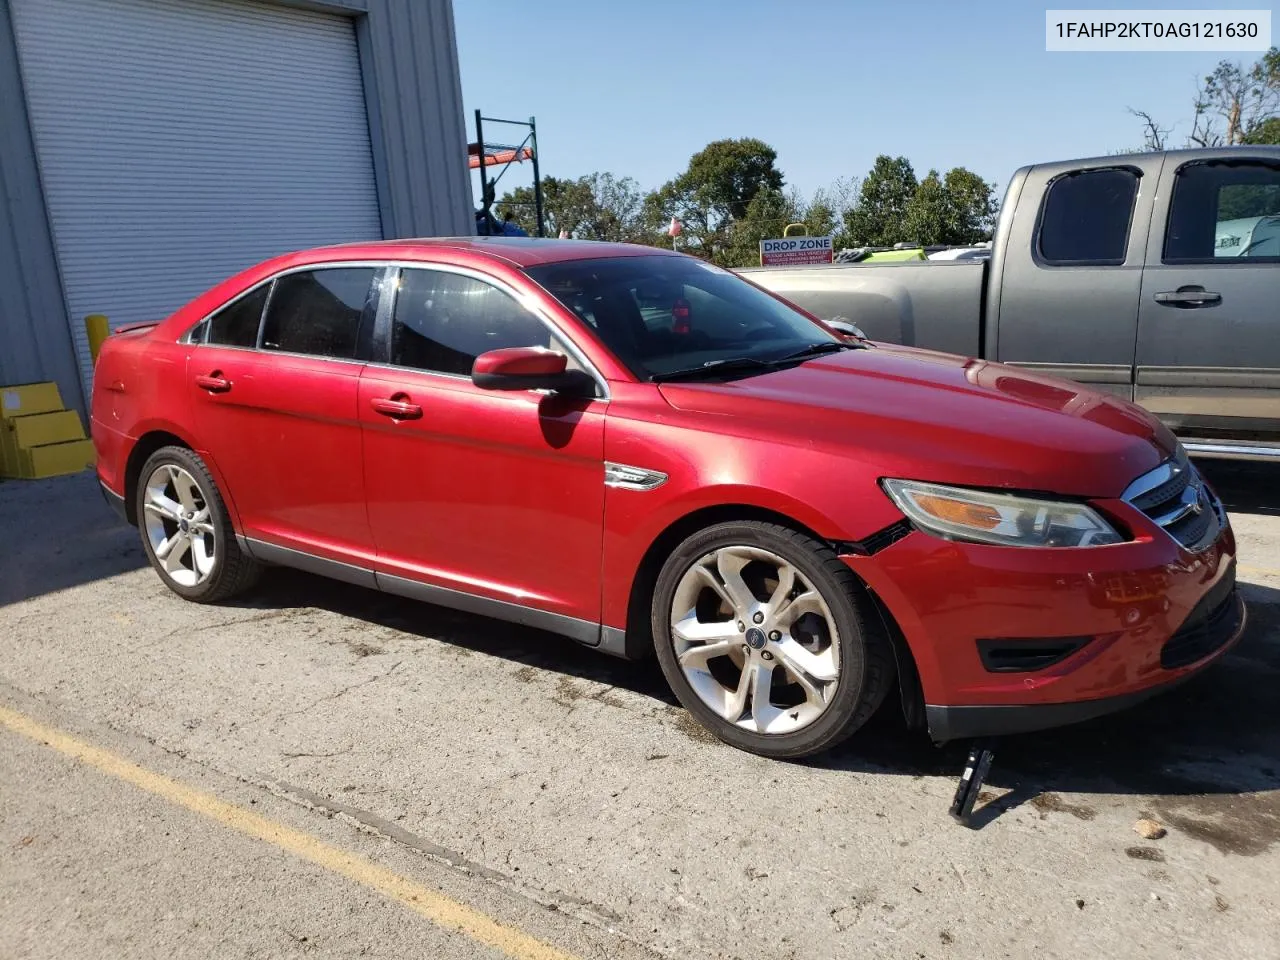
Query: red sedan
91 239 1245 757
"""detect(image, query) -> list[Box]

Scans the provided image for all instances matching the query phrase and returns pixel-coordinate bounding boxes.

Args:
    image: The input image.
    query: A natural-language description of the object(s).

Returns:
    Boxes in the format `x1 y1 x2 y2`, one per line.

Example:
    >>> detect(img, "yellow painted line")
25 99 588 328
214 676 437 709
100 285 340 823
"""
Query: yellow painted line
1239 563 1280 579
0 704 577 960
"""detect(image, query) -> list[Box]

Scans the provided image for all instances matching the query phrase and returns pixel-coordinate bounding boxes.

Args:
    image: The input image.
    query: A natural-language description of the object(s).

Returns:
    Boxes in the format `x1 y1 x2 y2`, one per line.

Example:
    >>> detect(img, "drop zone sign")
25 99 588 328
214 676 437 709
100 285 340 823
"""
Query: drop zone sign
759 235 833 266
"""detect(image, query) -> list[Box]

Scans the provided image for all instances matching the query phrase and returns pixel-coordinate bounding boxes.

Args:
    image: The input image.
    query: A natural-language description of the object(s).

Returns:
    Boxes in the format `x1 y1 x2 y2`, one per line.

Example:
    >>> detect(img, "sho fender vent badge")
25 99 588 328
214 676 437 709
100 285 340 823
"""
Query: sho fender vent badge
604 462 668 491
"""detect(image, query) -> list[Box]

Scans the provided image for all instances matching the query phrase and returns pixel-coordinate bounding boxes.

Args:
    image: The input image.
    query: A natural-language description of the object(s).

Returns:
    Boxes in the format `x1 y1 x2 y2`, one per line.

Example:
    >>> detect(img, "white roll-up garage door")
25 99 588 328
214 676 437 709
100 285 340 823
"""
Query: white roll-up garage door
10 0 383 388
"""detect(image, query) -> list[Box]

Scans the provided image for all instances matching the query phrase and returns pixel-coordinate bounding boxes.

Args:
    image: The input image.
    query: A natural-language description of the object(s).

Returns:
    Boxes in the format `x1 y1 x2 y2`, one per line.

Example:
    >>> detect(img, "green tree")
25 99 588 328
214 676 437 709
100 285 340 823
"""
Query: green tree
496 173 647 242
1243 116 1280 144
899 168 997 246
902 170 948 245
940 167 999 242
842 156 918 246
645 138 785 261
722 187 800 267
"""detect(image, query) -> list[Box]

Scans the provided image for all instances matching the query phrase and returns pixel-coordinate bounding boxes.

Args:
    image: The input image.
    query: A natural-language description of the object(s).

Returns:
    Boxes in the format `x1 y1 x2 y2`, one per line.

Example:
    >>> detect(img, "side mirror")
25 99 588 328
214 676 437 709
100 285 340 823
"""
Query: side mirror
471 346 595 395
825 318 868 341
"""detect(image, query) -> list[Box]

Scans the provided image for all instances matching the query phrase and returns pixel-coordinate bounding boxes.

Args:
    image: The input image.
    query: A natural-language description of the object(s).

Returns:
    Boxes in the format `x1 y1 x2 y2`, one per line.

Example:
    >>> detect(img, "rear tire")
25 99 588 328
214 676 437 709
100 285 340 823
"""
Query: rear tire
651 521 893 759
135 445 261 603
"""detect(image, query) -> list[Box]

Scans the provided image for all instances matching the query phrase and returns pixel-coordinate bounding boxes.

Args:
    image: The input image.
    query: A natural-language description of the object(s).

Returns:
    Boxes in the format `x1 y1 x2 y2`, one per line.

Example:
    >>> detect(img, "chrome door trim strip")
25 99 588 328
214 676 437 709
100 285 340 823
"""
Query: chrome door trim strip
236 539 633 654
1003 361 1133 385
375 572 602 647
1136 366 1280 388
603 462 669 491
1182 440 1280 461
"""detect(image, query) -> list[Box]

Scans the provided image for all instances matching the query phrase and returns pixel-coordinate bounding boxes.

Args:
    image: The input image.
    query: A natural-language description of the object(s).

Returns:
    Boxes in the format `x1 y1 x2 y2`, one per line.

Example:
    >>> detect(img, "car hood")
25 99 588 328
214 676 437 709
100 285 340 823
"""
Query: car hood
656 344 1177 498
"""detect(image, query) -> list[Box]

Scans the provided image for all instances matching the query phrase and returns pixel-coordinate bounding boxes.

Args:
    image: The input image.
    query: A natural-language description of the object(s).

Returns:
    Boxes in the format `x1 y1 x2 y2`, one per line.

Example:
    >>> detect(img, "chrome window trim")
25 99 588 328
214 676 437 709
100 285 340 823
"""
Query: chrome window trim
179 258 611 400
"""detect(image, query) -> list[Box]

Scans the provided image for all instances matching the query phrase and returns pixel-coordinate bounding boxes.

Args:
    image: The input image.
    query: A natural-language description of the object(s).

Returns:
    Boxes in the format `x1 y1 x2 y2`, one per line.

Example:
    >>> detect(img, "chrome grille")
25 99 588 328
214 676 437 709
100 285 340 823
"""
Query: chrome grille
1122 451 1225 552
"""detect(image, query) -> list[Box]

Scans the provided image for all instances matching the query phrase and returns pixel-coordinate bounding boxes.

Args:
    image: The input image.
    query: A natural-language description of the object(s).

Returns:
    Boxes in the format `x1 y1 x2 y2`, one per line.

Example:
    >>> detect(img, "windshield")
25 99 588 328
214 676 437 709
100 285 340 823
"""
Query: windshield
524 255 839 380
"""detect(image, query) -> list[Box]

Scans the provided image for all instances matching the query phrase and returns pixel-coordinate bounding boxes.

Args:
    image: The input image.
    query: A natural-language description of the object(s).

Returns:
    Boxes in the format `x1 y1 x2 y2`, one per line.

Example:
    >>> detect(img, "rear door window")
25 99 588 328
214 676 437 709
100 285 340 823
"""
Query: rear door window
260 267 377 359
1037 168 1139 265
204 284 269 348
1165 161 1280 262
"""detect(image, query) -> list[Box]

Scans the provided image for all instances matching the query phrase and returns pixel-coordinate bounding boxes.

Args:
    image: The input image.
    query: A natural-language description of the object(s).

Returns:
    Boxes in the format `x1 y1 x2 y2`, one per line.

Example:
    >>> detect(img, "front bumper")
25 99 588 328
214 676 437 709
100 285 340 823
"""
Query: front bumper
845 500 1243 741
925 588 1245 741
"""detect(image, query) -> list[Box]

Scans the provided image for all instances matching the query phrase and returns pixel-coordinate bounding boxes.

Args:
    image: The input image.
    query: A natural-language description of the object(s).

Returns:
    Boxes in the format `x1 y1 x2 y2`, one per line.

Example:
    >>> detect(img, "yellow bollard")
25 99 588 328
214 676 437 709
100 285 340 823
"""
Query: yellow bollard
85 314 110 365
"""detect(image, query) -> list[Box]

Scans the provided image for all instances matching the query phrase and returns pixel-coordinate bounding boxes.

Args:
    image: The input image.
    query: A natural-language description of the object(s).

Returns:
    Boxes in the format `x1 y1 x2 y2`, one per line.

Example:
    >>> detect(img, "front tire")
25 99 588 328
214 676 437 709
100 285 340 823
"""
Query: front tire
651 521 894 759
135 445 261 603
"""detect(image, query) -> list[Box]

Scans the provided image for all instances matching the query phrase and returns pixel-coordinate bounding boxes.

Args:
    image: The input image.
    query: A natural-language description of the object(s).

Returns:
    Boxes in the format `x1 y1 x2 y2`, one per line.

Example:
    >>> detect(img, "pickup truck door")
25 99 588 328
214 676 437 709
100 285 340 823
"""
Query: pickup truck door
993 155 1164 399
1135 156 1280 445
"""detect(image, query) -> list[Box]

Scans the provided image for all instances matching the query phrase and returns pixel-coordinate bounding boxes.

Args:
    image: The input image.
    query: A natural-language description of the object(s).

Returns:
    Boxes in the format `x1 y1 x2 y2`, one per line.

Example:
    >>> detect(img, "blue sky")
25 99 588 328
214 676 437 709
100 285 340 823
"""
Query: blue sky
453 1 1268 203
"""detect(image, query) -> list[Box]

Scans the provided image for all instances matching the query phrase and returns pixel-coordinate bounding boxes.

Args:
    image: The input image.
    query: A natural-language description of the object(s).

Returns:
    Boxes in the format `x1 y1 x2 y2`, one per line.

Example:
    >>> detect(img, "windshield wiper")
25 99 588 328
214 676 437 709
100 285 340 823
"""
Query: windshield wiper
774 341 857 362
650 342 857 383
650 356 774 383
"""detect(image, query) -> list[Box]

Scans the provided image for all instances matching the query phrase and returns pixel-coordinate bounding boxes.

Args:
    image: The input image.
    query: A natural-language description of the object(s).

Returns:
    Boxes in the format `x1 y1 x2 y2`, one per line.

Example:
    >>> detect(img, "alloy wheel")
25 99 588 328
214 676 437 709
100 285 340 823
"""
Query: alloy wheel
142 463 217 587
669 545 841 734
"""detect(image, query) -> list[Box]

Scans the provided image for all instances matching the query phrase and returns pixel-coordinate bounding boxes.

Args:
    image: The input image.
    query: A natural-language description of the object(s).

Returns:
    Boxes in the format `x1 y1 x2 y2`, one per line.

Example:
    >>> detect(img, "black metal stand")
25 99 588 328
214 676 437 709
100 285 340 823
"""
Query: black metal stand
948 741 995 826
472 111 544 237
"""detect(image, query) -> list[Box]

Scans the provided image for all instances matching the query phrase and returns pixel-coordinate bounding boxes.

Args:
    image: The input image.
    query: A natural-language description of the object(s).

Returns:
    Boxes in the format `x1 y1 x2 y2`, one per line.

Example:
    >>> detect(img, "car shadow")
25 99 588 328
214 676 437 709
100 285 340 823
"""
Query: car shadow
1199 458 1280 517
228 560 1280 845
0 472 147 607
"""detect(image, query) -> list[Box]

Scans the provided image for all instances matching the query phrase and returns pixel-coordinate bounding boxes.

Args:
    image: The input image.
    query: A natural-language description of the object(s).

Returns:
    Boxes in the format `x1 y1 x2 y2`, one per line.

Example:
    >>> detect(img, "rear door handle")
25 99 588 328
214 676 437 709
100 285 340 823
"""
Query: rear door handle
370 396 423 420
194 372 232 393
1153 286 1222 308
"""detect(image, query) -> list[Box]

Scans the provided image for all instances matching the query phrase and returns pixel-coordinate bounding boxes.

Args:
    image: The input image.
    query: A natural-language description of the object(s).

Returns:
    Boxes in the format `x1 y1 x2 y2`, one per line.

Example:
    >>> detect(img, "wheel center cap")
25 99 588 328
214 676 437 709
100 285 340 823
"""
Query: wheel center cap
745 627 767 650
179 518 190 533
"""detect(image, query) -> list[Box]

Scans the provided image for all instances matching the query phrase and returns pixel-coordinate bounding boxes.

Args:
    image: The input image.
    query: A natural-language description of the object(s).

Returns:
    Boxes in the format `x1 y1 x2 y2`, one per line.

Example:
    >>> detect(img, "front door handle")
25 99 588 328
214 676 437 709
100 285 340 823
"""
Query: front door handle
194 372 232 393
1153 286 1222 308
370 395 423 420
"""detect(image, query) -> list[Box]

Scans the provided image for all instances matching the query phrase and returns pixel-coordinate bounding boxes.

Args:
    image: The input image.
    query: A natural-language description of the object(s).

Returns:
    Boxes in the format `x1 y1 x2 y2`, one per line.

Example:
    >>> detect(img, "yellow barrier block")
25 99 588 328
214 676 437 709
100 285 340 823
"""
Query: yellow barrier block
19 439 96 479
11 410 85 448
0 382 64 421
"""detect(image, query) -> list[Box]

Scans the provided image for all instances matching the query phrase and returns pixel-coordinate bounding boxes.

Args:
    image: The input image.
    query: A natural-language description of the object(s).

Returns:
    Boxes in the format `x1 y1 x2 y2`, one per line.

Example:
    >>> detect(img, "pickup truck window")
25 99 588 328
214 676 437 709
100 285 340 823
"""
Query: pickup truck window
1165 161 1280 262
1036 168 1138 266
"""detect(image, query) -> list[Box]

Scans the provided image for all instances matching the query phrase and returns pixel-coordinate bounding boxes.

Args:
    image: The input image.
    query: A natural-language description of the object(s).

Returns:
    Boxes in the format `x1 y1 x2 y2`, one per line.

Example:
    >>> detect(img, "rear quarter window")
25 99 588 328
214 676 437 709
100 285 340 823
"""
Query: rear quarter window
204 284 269 348
1036 168 1139 266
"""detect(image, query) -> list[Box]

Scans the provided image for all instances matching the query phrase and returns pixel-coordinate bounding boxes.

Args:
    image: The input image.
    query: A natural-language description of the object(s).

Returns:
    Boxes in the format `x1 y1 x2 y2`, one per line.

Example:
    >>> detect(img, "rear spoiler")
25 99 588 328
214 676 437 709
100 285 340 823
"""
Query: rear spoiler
112 321 160 336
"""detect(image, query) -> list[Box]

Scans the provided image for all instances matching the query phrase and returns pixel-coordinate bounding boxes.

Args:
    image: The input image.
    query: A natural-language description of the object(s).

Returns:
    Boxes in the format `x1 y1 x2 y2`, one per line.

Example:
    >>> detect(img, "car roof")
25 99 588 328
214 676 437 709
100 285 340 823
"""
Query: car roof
299 236 681 269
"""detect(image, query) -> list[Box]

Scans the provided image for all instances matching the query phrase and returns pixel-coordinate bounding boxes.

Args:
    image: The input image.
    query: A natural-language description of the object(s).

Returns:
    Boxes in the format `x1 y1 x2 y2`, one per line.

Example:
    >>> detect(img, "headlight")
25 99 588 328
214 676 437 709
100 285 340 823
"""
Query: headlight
881 479 1125 548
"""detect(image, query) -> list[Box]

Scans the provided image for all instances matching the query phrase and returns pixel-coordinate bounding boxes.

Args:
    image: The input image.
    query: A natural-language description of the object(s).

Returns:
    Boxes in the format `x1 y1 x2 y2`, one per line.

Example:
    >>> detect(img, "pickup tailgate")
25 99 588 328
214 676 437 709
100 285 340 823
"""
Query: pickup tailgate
740 260 985 357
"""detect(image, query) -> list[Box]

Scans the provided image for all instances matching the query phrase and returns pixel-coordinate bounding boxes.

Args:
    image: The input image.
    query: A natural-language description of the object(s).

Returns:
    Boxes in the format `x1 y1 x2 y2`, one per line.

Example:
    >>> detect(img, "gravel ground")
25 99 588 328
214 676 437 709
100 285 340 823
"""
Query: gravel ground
2 462 1277 960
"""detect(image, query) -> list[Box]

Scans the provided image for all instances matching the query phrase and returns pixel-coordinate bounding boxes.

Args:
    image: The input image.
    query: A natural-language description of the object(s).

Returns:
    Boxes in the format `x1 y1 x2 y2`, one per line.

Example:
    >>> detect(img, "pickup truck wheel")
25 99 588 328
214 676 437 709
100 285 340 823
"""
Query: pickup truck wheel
652 521 894 759
136 446 261 603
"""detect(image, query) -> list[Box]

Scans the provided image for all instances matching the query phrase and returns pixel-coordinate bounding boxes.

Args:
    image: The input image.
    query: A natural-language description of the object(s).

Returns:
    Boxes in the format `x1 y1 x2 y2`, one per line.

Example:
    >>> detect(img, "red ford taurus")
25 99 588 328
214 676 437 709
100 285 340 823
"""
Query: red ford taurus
91 238 1245 757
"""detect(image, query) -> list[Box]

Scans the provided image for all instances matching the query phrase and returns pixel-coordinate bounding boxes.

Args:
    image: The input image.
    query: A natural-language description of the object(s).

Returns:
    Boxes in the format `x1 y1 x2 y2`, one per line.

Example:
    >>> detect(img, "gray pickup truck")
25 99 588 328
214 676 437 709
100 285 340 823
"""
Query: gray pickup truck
743 147 1280 461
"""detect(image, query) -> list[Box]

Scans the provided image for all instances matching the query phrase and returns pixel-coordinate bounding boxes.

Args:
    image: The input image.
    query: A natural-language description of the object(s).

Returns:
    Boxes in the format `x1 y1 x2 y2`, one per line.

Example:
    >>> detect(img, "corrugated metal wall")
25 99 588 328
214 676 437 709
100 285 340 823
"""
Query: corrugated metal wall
0 0 85 414
357 0 473 239
0 0 471 413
